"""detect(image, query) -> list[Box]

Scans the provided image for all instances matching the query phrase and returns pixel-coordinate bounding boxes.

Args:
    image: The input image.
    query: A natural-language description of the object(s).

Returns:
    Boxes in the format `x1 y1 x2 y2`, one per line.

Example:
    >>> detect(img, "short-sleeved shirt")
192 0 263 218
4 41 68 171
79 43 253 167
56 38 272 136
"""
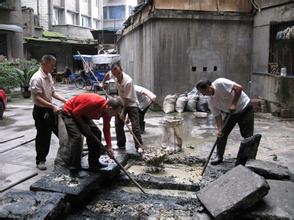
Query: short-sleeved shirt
30 68 55 107
63 93 112 146
112 72 138 107
208 78 250 116
135 85 156 111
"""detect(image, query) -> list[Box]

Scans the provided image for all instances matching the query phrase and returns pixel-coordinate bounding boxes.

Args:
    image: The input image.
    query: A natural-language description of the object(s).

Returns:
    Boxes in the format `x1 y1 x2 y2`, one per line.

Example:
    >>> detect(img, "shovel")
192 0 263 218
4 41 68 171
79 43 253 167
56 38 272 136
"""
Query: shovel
201 114 231 176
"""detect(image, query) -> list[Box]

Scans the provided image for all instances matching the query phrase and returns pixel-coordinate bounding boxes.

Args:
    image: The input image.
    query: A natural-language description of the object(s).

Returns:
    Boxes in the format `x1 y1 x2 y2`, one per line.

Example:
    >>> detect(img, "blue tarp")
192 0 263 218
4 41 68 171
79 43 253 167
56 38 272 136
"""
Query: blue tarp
73 54 93 62
73 54 120 64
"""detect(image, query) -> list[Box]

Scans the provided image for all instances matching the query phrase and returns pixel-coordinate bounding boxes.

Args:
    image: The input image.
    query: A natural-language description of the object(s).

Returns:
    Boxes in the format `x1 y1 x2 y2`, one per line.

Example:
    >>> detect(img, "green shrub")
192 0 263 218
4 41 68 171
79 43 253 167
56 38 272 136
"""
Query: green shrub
0 59 39 92
0 61 18 91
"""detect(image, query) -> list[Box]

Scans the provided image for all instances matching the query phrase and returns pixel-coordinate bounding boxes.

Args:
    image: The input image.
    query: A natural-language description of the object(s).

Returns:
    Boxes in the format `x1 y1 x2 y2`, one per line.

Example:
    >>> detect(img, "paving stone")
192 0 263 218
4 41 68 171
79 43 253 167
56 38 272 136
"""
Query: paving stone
0 190 66 219
0 163 37 193
197 165 270 219
245 180 294 219
30 171 101 203
30 153 129 203
246 159 290 180
235 134 262 166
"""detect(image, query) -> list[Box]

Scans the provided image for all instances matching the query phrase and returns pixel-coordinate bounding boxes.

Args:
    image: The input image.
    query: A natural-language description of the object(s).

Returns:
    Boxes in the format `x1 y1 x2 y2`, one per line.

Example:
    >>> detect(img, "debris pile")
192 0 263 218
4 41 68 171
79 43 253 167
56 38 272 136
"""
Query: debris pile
142 149 166 173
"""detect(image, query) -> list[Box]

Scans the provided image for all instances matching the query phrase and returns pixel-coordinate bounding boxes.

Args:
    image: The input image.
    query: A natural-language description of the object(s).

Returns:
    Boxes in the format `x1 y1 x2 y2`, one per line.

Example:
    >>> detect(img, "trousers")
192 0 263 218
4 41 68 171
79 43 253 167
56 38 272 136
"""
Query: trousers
217 103 254 158
33 105 58 165
115 106 143 149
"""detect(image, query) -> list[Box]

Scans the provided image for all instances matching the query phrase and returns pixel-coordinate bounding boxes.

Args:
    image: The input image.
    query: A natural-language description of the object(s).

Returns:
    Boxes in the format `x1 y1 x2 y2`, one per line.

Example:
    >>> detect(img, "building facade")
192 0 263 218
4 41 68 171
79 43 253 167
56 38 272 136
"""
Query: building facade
118 0 253 104
21 0 103 40
103 0 137 31
0 0 24 59
251 0 294 116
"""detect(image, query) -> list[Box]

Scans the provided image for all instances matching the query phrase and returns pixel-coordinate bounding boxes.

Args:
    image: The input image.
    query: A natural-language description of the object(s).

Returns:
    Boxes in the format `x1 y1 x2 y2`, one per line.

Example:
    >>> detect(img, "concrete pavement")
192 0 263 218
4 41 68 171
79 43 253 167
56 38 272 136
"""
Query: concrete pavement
0 83 294 218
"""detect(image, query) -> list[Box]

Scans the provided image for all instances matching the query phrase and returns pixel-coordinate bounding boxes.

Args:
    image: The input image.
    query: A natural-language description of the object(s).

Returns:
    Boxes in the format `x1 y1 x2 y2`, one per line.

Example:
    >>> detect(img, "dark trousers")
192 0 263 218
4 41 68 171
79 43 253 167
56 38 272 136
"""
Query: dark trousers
115 106 143 149
33 105 58 165
217 103 254 158
138 105 150 132
62 113 102 169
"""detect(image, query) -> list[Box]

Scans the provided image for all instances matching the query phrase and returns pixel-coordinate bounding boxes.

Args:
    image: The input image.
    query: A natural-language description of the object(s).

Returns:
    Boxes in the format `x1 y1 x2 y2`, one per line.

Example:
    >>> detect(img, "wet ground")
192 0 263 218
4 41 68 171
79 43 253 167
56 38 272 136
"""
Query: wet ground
0 83 294 218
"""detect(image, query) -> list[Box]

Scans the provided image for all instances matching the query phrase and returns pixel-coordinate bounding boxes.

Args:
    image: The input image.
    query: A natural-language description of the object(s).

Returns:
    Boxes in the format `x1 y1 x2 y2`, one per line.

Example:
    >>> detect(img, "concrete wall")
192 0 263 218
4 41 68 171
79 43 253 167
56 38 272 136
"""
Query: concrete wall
0 0 24 59
52 25 94 39
251 74 294 114
22 7 35 37
21 0 50 30
251 1 294 115
154 0 252 12
119 11 253 104
252 1 294 74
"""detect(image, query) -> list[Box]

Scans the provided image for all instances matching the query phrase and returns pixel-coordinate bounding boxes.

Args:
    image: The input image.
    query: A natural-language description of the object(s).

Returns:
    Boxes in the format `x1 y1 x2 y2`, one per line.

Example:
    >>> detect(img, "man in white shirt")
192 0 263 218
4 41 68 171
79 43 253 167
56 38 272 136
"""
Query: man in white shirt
30 55 67 170
134 85 156 133
102 61 144 153
196 78 254 165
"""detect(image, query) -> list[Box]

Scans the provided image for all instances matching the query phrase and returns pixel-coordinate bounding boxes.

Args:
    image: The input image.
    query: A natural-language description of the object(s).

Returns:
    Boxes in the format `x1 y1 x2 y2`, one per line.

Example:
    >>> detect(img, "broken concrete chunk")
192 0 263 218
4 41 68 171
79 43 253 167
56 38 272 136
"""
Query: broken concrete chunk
245 180 294 219
235 134 262 166
30 171 101 203
245 159 290 180
197 165 270 219
0 190 66 219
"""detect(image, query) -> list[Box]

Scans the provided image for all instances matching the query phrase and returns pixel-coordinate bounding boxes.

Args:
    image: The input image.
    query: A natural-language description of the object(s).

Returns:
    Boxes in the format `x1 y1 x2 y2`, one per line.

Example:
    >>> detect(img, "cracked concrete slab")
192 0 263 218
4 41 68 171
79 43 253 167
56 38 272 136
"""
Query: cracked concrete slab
30 171 101 203
30 152 128 203
0 163 37 193
245 180 294 219
246 159 290 180
0 190 66 219
197 165 270 219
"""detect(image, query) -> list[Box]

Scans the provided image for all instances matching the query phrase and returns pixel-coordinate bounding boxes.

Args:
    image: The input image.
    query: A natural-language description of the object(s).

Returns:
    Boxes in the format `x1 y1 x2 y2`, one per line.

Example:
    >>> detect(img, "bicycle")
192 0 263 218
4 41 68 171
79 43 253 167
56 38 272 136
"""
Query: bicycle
71 72 100 91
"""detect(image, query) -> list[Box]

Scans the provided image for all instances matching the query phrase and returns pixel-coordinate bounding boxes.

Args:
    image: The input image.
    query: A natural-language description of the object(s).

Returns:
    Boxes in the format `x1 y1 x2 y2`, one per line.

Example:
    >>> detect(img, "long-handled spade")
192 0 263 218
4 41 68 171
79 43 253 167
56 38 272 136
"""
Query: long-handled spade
200 114 231 176
77 51 146 194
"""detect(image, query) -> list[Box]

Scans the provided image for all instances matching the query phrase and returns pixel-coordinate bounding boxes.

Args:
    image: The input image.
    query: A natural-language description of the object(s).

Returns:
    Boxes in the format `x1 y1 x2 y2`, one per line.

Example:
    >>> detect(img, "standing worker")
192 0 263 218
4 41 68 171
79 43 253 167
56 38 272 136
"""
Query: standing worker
102 61 144 153
196 78 254 165
30 55 67 170
134 85 156 133
55 93 123 172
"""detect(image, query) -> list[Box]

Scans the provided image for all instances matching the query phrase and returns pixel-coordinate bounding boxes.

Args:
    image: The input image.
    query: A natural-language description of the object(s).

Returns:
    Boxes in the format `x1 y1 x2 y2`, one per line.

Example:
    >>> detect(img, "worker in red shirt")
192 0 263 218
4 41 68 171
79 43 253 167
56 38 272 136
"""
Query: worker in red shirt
55 93 123 172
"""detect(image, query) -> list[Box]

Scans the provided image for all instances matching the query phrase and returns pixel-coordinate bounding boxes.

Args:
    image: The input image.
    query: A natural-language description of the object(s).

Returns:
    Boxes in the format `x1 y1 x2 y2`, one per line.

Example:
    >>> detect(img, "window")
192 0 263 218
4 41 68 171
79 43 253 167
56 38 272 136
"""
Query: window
82 16 91 28
269 21 294 76
103 5 125 20
93 19 100 29
67 11 78 25
53 8 64 25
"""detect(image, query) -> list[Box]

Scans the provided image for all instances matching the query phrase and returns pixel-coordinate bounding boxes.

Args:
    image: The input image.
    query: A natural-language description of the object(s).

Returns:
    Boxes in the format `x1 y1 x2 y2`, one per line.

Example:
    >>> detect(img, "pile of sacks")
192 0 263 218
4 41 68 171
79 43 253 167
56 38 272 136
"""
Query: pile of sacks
163 87 210 114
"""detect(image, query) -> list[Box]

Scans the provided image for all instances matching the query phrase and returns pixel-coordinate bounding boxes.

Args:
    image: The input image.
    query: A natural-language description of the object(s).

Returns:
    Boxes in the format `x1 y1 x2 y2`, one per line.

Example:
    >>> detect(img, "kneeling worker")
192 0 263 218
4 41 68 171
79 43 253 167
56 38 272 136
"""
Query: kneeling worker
56 93 123 172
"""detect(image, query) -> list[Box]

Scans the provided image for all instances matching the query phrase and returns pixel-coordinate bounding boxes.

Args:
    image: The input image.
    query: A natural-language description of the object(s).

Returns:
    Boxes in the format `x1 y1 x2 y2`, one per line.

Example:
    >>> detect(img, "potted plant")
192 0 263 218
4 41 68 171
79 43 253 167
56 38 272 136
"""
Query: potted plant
14 59 39 98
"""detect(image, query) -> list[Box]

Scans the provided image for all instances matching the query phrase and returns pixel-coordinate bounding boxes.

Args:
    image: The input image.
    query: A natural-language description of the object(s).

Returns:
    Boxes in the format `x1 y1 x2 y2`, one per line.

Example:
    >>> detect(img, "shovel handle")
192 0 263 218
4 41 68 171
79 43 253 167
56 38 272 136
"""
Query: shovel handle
200 114 232 176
